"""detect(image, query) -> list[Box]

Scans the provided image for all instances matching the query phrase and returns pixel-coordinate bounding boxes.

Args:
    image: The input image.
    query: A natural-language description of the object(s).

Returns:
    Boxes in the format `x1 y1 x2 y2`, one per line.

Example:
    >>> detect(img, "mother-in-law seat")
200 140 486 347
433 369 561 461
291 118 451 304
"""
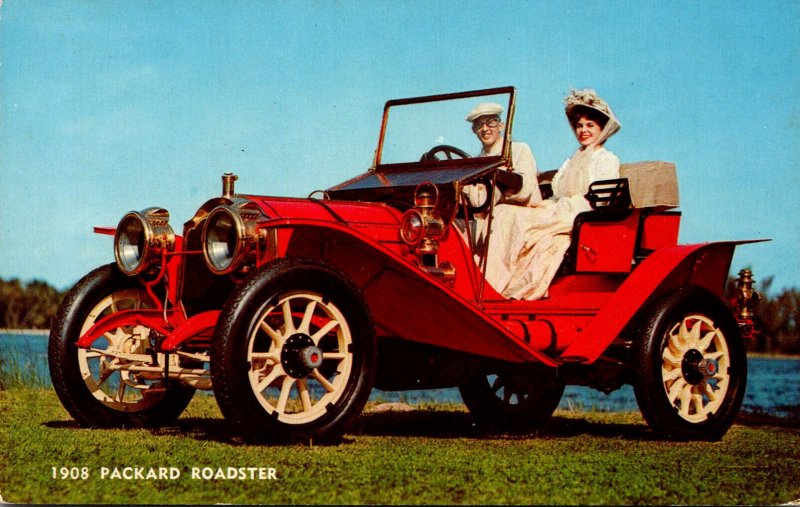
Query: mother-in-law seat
537 161 681 274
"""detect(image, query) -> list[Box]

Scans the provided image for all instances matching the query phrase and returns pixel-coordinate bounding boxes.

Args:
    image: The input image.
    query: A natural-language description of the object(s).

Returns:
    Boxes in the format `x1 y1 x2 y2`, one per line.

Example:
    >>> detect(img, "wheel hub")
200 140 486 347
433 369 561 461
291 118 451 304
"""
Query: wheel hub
681 349 717 385
281 333 322 378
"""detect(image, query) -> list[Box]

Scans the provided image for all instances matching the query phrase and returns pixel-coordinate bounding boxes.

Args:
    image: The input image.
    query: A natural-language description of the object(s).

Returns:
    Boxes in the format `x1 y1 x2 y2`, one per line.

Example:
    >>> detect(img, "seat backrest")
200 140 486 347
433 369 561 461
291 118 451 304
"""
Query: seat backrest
619 161 679 209
538 161 679 209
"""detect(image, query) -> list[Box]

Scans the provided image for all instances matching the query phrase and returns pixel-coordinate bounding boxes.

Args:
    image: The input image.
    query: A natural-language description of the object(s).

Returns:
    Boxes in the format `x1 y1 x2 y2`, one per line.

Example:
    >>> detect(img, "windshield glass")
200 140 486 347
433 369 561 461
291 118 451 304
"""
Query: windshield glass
378 91 513 166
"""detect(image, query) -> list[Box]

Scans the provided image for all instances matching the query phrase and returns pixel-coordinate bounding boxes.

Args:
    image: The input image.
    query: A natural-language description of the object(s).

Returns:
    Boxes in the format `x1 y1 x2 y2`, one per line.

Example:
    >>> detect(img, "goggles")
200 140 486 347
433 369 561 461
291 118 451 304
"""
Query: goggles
471 117 501 132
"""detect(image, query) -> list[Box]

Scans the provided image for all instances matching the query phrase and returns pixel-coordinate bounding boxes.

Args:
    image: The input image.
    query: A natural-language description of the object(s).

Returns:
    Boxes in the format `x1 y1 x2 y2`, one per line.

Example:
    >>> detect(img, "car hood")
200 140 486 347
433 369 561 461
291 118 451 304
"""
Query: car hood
243 194 404 227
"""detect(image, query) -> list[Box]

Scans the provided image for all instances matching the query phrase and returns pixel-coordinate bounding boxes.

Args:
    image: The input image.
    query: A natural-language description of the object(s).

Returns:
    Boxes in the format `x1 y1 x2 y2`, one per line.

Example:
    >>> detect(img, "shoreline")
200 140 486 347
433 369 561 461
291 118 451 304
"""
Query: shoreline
0 330 798 359
0 329 49 336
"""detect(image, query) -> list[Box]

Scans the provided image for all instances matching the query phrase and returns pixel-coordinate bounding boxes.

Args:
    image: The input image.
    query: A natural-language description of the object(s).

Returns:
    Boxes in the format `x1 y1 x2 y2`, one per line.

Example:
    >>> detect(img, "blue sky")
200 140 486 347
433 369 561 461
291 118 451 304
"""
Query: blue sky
1 0 798 293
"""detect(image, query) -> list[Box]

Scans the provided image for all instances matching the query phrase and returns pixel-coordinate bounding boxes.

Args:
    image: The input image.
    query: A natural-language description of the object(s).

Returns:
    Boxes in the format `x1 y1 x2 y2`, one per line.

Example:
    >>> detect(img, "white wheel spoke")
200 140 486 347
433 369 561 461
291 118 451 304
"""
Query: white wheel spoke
97 362 114 386
260 321 283 347
701 381 718 402
662 347 682 367
691 391 705 415
678 384 693 418
688 320 703 348
322 352 346 360
311 320 340 344
116 378 126 401
250 351 280 363
282 300 296 334
312 369 336 392
298 300 317 335
297 380 312 412
276 376 295 413
707 351 726 362
256 365 285 393
676 321 691 350
662 366 683 382
696 330 716 352
667 339 681 358
667 377 686 403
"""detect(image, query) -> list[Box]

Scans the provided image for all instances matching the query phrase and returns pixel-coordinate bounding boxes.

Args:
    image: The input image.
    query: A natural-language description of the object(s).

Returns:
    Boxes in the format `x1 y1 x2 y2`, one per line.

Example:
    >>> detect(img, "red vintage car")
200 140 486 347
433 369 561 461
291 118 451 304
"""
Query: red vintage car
48 87 763 442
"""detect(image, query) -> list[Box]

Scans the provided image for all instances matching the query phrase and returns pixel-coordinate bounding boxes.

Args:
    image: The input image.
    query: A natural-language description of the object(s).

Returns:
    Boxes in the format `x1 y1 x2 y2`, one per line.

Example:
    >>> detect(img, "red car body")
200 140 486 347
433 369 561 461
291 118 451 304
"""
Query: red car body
50 87 764 442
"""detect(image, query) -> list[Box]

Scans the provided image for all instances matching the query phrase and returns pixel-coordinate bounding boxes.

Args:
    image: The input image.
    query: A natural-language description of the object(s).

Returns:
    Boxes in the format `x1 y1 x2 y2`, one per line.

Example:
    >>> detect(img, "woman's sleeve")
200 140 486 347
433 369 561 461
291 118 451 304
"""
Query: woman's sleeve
590 150 621 182
550 158 570 199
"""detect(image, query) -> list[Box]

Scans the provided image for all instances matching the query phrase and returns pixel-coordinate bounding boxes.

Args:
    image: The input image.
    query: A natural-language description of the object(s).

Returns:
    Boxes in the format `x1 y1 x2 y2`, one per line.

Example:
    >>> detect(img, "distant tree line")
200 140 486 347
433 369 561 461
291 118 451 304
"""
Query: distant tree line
0 276 797 354
0 278 64 330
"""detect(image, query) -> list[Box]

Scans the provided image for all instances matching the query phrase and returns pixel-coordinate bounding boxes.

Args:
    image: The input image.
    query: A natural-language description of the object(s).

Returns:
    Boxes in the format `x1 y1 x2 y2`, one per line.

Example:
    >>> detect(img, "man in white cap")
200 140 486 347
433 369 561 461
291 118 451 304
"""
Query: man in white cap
463 102 542 257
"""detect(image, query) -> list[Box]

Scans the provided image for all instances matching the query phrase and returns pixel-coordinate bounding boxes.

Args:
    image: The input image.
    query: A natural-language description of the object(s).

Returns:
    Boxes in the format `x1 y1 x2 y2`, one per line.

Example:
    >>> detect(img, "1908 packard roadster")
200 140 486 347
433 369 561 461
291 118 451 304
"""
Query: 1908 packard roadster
48 87 764 442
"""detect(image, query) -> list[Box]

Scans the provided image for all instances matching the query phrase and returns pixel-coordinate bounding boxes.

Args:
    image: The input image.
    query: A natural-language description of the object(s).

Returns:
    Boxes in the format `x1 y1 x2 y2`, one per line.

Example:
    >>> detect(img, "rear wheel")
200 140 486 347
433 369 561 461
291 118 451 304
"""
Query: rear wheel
211 258 375 443
459 367 564 433
633 287 747 441
48 264 195 427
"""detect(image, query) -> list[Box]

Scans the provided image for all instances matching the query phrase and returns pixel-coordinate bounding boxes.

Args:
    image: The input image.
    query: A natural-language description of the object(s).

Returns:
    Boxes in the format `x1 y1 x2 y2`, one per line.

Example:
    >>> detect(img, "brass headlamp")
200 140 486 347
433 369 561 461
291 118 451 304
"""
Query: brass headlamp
202 174 265 275
114 207 175 276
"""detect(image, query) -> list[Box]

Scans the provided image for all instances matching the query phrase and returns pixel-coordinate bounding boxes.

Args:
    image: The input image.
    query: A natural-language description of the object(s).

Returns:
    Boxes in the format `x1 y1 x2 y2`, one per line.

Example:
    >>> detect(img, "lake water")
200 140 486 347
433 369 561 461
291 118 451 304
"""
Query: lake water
2 332 798 419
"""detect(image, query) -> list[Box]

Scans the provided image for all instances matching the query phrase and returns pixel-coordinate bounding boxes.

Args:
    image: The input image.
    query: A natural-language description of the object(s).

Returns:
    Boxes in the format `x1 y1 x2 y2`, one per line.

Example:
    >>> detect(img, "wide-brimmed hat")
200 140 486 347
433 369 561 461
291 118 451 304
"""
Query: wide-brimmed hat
465 102 503 122
564 89 621 143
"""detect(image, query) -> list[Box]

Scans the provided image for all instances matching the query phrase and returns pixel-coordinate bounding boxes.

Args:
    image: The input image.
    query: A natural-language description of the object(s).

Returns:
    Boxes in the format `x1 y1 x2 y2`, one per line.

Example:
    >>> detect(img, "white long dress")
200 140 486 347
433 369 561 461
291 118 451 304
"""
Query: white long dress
462 140 542 254
484 146 620 300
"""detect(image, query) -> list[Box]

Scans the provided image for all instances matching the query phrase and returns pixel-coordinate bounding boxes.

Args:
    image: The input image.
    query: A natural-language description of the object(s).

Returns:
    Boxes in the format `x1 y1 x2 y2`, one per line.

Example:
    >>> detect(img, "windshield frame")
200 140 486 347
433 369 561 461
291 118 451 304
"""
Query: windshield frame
371 86 517 171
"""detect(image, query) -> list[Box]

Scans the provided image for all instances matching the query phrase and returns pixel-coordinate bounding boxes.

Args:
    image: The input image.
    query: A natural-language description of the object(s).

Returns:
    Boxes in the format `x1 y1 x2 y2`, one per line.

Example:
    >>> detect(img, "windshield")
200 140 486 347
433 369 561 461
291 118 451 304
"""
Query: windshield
376 88 514 166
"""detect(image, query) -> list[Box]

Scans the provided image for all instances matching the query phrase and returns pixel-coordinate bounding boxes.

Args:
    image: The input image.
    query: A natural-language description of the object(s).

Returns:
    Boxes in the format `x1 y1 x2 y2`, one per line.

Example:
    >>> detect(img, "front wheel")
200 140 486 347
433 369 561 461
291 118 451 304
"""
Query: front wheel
633 287 747 441
210 258 376 443
48 264 195 428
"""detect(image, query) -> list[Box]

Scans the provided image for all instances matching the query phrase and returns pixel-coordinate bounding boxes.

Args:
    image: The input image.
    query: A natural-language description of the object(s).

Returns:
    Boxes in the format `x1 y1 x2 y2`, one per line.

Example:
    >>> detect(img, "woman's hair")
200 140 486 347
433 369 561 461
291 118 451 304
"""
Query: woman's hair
567 105 609 129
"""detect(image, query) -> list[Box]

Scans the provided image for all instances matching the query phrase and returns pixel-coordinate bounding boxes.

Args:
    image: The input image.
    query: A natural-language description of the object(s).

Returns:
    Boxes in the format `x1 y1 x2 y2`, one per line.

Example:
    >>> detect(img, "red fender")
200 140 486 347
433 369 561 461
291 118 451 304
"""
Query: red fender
559 240 765 364
76 308 219 352
76 308 182 348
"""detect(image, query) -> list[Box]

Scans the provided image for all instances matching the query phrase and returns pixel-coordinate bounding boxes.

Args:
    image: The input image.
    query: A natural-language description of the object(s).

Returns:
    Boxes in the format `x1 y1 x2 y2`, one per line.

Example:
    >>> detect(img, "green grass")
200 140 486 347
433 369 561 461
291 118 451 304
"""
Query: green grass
1 388 799 505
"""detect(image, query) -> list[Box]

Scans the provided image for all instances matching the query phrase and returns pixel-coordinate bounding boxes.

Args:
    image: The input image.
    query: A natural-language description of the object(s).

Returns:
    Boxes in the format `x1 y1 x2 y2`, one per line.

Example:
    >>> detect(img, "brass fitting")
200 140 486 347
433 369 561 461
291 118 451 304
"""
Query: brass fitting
735 269 761 321
222 173 238 199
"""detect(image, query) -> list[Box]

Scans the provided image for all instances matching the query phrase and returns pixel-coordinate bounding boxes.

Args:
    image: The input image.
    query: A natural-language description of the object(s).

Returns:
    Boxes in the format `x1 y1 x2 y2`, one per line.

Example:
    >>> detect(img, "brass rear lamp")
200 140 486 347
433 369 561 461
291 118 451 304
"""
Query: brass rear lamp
399 182 445 255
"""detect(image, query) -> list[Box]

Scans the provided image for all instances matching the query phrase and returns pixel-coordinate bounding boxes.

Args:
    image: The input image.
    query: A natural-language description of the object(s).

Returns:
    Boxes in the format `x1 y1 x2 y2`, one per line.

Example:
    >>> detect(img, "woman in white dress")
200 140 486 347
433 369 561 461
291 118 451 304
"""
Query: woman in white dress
484 89 622 300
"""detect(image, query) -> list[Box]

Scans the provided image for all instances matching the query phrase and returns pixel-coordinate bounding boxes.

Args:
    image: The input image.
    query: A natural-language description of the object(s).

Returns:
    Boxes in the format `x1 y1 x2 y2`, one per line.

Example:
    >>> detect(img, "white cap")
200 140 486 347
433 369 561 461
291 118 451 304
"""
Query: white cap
465 102 503 122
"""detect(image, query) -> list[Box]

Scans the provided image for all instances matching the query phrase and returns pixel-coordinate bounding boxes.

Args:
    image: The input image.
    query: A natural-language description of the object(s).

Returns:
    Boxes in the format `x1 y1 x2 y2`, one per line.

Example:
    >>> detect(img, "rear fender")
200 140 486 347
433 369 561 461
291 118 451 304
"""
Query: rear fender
262 219 557 365
559 241 760 364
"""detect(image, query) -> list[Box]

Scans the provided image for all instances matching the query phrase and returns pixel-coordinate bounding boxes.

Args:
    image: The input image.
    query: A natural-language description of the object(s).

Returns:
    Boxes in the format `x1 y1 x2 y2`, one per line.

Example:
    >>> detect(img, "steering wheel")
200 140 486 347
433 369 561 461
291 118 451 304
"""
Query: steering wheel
420 145 470 162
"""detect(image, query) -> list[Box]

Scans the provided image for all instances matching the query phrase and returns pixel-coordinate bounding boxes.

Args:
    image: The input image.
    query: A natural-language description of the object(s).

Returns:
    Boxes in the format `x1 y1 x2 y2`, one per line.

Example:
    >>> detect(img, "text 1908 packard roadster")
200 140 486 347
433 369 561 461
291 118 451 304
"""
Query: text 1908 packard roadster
49 87 764 442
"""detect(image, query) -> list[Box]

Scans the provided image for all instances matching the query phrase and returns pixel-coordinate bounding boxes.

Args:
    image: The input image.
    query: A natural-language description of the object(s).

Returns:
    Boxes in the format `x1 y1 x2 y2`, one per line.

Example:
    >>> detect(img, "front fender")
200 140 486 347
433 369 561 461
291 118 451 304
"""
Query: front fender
559 240 766 364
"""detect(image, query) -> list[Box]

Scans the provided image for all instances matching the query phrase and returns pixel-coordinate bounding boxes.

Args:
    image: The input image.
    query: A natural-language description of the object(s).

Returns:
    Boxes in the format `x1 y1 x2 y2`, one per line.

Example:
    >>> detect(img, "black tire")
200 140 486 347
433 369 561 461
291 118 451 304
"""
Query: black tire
210 258 376 443
48 264 195 428
459 366 564 433
633 286 747 441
